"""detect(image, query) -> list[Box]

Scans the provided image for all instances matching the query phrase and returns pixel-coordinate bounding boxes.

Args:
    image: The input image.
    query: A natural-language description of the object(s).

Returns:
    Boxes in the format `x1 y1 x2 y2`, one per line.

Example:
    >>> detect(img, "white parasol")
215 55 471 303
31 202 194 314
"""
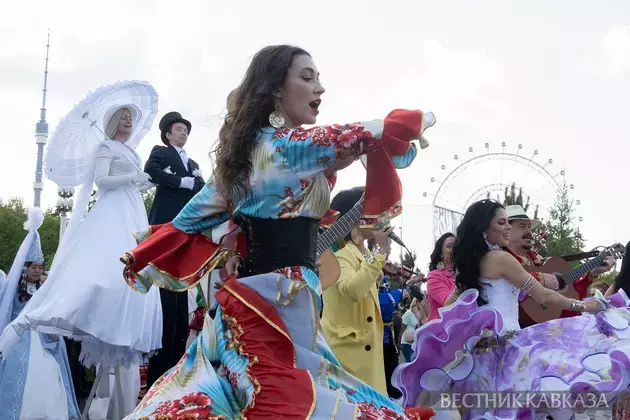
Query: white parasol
45 80 159 187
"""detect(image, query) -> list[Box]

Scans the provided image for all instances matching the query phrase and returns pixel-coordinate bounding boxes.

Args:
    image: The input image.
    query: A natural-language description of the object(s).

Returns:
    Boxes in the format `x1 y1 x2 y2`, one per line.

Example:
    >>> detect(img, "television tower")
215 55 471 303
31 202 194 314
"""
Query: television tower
33 32 50 208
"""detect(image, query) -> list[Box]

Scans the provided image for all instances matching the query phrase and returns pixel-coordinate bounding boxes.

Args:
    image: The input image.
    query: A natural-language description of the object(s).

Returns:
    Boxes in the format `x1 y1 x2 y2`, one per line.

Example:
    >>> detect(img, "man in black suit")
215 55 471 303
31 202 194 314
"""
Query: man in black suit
144 111 205 387
145 112 205 224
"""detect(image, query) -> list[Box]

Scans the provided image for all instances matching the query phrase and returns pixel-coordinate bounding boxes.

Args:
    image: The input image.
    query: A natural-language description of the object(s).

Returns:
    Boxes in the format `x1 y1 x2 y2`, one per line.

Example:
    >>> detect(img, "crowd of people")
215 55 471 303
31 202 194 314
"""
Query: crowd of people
0 43 629 419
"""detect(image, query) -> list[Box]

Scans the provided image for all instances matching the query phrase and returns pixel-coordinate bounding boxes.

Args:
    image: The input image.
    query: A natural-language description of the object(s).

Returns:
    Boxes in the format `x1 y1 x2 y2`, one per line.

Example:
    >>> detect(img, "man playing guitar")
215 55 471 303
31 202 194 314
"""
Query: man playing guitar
505 205 615 320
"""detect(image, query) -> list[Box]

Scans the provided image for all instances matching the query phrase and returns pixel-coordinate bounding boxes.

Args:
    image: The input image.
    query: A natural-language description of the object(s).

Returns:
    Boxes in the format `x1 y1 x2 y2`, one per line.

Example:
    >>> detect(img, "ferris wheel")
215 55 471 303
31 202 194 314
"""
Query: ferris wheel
421 142 583 241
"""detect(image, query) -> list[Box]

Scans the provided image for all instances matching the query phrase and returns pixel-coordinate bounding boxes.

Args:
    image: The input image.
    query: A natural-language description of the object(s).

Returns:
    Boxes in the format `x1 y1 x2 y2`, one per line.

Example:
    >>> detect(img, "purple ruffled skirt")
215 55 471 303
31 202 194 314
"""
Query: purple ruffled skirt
393 289 630 419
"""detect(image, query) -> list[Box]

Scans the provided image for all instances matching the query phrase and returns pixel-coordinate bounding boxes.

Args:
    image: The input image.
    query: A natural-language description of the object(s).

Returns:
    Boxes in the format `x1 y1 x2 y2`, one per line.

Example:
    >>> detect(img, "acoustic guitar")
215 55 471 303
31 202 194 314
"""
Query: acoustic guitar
519 243 626 326
317 197 365 290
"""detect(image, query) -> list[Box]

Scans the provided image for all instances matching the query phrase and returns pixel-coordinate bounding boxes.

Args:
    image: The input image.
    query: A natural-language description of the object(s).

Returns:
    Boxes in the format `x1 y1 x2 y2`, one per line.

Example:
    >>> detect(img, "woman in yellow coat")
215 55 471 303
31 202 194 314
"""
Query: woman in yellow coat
321 186 393 396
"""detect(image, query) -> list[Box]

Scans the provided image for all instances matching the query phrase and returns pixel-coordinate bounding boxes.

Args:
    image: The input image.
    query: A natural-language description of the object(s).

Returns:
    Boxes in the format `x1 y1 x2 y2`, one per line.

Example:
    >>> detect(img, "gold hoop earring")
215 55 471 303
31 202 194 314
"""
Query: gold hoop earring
269 111 285 129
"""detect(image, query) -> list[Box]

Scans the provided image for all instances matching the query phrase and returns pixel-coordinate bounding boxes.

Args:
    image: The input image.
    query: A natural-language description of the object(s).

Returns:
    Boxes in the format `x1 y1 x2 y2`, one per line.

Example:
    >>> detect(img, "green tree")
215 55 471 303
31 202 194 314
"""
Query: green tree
0 198 28 272
141 188 156 214
0 198 59 272
39 209 60 268
539 183 585 258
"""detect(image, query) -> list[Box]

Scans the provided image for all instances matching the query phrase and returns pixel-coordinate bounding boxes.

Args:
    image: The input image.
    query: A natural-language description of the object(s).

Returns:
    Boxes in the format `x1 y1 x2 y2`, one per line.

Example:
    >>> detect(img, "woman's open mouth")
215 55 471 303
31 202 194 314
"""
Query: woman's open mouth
309 99 321 114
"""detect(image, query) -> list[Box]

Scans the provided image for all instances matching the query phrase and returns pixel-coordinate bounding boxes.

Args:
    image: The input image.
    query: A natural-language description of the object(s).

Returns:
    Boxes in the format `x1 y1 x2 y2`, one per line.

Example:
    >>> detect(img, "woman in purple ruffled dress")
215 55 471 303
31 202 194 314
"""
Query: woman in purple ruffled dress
394 200 630 419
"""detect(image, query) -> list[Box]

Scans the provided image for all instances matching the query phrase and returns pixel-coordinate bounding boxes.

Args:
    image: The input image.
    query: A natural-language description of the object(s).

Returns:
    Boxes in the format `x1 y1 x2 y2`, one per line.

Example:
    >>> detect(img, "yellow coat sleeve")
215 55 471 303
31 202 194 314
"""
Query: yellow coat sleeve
336 251 385 302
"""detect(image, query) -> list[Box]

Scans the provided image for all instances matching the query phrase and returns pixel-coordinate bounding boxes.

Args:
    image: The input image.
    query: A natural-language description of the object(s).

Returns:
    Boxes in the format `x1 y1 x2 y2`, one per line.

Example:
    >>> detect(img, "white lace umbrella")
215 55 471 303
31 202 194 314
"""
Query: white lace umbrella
45 80 159 186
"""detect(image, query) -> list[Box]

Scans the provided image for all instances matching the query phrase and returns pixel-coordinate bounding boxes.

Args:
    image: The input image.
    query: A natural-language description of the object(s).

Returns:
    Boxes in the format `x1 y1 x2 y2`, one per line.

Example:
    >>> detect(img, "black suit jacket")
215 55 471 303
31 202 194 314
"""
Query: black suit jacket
144 145 205 224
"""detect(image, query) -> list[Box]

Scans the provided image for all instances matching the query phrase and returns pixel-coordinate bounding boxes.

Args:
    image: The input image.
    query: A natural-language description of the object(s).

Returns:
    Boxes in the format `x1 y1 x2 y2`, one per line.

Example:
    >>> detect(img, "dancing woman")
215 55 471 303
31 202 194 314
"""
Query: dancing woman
122 45 436 419
0 208 80 419
394 200 630 419
0 105 162 416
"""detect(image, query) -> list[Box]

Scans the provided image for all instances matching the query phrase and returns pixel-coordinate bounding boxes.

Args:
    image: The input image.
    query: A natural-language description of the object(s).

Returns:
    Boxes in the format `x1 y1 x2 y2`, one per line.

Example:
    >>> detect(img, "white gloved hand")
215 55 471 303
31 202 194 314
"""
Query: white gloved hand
422 112 436 131
132 171 151 186
180 177 195 190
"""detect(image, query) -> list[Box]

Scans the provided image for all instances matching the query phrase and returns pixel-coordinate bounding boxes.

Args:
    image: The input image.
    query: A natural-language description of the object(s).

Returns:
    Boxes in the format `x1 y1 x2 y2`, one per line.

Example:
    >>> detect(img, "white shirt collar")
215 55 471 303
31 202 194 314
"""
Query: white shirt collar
172 145 185 154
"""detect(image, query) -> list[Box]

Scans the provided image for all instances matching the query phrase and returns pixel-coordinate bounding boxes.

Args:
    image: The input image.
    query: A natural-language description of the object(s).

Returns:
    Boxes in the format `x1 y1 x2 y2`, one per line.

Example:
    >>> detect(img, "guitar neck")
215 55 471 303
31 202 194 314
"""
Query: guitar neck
316 200 364 255
561 256 604 284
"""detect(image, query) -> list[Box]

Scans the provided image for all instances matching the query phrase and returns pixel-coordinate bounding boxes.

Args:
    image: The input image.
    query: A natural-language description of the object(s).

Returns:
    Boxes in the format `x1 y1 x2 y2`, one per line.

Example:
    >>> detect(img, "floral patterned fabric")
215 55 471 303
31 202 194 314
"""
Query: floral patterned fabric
127 273 434 419
393 280 630 419
123 111 436 419
123 112 428 295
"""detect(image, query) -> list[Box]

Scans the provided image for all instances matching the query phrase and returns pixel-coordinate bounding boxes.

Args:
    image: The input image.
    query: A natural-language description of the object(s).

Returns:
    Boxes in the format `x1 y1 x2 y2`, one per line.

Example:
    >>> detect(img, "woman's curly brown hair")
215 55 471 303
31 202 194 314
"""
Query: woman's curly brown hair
213 45 310 198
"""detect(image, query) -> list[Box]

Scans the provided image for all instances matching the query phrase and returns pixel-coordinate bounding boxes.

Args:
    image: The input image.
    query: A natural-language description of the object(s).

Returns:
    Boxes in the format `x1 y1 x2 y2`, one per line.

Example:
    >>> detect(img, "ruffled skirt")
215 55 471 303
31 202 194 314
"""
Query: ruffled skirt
125 269 435 419
393 289 630 419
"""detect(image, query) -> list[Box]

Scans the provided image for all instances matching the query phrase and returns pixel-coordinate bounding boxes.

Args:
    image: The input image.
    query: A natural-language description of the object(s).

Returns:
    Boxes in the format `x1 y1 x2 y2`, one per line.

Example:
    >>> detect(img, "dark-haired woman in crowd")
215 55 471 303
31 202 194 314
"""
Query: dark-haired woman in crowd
605 241 630 298
122 45 436 419
394 200 630 419
425 232 455 321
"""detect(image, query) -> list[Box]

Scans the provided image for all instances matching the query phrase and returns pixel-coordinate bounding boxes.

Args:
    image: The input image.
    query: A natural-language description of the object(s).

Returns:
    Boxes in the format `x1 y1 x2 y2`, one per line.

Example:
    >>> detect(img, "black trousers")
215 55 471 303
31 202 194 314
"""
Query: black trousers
64 338 95 399
384 342 402 399
147 289 189 387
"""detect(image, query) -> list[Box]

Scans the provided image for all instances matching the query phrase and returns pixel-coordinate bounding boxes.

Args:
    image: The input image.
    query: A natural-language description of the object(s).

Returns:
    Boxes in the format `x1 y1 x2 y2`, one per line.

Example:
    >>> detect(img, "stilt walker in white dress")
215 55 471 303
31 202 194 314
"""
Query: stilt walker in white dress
0 81 163 418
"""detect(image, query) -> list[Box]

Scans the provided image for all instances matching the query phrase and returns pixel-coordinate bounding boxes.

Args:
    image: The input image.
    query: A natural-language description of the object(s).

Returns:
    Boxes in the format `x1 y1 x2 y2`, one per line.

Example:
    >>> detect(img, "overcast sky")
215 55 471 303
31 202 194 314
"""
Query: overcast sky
1 0 629 269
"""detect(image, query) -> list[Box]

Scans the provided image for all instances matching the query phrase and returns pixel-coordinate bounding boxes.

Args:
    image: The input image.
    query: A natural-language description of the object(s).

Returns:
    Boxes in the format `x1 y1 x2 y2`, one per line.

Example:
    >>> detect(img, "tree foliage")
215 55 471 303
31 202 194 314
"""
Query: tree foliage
538 183 585 258
0 198 28 272
141 188 156 214
40 209 61 269
0 198 60 272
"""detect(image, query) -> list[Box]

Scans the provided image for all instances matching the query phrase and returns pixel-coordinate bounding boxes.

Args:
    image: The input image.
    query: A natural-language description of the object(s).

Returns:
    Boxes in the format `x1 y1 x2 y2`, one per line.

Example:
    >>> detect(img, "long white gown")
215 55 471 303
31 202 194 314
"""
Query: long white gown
0 140 162 370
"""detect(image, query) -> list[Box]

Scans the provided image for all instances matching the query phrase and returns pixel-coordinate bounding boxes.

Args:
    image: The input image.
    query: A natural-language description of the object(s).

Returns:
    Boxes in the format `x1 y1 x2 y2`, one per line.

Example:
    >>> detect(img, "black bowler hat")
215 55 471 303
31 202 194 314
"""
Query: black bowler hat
159 111 192 145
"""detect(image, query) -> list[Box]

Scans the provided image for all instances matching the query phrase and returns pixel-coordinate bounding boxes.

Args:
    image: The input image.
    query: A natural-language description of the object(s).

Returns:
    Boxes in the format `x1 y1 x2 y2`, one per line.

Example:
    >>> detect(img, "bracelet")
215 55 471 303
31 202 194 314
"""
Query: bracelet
447 289 460 302
570 299 587 313
364 244 381 264
521 275 537 296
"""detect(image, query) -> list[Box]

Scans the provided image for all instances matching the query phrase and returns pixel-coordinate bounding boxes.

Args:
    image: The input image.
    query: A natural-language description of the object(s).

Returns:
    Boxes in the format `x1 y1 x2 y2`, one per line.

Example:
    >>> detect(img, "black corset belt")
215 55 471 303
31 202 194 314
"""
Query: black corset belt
237 216 318 276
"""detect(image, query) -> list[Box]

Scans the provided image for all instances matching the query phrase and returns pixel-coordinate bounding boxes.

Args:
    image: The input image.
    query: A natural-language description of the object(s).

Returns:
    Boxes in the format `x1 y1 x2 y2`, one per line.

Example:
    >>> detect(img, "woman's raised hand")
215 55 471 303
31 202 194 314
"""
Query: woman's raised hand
215 255 243 290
